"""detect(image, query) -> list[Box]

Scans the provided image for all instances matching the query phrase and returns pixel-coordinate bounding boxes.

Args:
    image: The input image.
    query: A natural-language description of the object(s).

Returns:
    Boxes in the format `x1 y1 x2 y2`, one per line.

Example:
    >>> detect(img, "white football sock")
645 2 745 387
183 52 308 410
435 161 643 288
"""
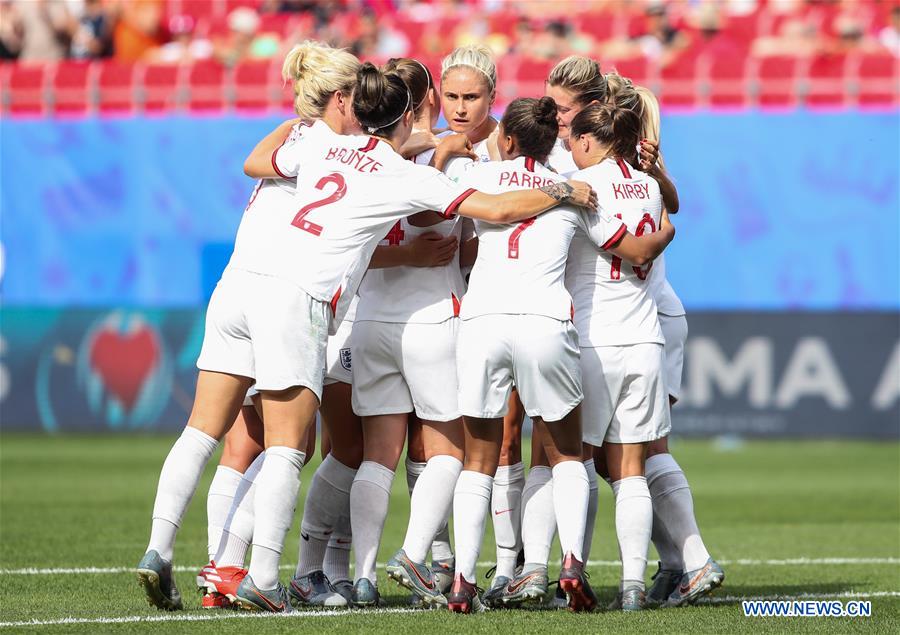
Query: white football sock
551 460 589 562
651 509 683 571
247 447 305 590
612 476 652 590
147 427 219 561
401 455 462 563
405 457 426 495
214 452 264 567
324 513 352 583
431 517 454 562
582 458 599 564
521 466 554 568
491 462 524 579
646 453 711 572
296 455 357 577
206 465 243 561
453 470 493 582
350 461 395 584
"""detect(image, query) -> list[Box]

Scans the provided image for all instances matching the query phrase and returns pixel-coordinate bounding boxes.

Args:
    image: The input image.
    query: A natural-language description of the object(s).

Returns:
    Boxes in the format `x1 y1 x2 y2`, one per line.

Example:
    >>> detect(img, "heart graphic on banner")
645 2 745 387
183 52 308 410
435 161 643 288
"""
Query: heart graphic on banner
89 326 159 412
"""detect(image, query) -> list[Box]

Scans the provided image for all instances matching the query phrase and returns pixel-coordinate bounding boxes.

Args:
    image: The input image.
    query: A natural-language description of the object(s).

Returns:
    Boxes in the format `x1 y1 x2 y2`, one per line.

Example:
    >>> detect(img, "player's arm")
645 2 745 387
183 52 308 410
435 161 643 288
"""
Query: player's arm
243 118 303 178
400 131 438 160
459 236 478 268
457 181 598 224
369 233 459 269
640 140 679 213
607 209 675 266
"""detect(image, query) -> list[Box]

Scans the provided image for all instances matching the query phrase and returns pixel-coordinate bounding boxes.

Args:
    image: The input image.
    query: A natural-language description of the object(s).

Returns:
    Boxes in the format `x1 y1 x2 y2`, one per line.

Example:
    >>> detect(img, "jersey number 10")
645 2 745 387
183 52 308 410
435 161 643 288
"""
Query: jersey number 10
610 213 656 280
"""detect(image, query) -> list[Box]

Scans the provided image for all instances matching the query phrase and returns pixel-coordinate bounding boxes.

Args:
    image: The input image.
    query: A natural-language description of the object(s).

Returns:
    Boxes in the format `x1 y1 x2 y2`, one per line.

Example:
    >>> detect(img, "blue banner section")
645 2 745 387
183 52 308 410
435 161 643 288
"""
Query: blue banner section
1 113 898 309
1 308 896 437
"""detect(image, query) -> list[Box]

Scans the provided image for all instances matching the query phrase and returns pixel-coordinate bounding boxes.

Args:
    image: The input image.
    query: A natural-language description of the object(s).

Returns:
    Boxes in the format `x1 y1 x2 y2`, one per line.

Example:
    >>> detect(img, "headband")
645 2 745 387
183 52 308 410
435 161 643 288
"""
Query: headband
365 88 411 134
443 62 495 91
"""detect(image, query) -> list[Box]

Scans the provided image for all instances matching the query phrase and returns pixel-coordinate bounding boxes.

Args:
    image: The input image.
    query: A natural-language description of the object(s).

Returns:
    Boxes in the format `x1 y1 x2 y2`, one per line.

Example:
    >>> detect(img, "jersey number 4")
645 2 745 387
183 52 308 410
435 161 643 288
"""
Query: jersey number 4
508 217 536 259
610 213 656 280
292 172 347 235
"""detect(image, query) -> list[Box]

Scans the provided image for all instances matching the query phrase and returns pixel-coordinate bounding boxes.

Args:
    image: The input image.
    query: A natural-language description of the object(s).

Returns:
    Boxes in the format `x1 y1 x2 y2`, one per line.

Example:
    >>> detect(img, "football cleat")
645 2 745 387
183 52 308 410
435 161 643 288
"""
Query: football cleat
499 567 549 607
544 582 568 609
233 574 292 613
480 575 511 608
201 591 232 609
558 552 597 612
432 557 455 595
386 550 447 607
332 579 353 604
645 563 682 608
137 550 183 611
447 573 484 613
609 584 646 611
289 570 347 608
350 578 380 608
666 558 725 607
199 562 247 601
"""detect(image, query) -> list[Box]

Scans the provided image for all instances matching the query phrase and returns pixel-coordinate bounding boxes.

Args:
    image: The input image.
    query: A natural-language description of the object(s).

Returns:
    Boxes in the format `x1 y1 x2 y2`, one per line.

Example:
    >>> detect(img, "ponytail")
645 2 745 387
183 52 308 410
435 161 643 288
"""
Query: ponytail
352 62 412 137
570 103 642 165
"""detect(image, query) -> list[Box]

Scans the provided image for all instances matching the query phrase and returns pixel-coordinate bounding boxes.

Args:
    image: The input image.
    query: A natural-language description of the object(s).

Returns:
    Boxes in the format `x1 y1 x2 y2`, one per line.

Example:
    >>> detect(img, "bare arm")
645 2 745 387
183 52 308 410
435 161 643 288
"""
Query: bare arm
243 118 302 178
369 232 459 269
607 209 675 266
640 140 679 213
459 236 479 268
458 180 598 224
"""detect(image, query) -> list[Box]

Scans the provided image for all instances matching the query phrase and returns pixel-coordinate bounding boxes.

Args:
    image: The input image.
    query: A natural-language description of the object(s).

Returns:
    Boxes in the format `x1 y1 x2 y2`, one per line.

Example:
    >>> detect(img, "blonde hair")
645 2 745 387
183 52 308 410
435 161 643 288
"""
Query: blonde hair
441 45 496 93
281 41 360 120
547 55 607 105
612 82 665 170
604 70 633 101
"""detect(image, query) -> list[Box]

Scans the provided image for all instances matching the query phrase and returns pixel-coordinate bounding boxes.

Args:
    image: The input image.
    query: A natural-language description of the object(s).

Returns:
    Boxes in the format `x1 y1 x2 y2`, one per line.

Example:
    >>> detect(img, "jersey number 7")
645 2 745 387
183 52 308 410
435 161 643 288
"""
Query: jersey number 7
292 172 347 236
508 217 536 259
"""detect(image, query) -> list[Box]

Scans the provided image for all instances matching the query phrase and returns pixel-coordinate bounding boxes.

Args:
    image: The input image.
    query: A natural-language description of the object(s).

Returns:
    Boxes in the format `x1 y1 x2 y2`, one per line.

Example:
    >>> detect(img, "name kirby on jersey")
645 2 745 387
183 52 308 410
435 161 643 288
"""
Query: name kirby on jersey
612 182 652 200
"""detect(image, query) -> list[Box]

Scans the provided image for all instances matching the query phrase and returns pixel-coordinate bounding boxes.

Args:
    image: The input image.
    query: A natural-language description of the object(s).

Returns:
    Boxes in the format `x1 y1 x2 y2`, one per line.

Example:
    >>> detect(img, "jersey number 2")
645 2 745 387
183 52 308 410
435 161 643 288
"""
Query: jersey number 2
508 217 536 259
610 213 656 280
292 172 347 236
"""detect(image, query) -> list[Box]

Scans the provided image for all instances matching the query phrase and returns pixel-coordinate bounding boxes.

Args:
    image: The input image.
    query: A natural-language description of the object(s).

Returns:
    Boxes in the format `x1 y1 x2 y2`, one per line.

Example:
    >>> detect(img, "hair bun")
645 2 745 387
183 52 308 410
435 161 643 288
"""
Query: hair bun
533 96 558 125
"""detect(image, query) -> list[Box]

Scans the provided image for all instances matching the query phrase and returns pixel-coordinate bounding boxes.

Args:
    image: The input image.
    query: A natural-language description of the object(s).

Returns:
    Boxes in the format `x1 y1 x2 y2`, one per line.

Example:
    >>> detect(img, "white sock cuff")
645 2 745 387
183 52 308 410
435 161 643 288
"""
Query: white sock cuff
645 453 682 483
356 461 395 492
582 459 598 489
426 454 463 475
405 457 426 478
211 465 243 487
552 460 588 483
319 454 358 492
182 426 219 454
455 470 493 498
494 462 525 485
612 476 651 500
265 446 306 471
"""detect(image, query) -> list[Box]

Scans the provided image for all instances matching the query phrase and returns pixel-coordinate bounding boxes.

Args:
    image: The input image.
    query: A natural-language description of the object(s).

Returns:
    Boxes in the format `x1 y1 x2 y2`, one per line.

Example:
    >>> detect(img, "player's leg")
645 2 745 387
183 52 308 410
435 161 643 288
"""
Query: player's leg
388 416 464 606
291 380 360 608
139 369 251 610
490 391 526 586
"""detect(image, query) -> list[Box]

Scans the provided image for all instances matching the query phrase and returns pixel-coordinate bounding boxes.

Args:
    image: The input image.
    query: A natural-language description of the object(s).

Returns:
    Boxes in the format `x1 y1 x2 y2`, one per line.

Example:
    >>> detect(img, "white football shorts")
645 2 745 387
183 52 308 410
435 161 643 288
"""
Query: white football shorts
351 319 459 421
197 269 329 402
324 317 354 386
457 314 582 422
659 313 687 403
580 342 671 445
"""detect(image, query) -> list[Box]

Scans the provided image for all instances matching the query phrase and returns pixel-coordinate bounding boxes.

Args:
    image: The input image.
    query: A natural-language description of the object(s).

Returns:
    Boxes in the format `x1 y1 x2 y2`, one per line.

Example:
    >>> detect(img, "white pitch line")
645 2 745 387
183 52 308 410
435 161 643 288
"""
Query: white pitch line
1 592 898 628
1 557 898 576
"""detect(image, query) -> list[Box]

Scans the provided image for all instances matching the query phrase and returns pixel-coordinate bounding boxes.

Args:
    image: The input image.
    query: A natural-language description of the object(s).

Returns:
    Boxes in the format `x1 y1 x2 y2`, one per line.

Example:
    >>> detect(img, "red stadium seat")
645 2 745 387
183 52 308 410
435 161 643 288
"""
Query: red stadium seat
575 11 617 41
605 57 650 87
755 55 802 108
187 60 226 111
805 53 849 108
52 61 94 114
857 52 898 107
97 61 138 113
514 57 555 98
708 53 750 107
7 64 47 115
234 59 274 111
142 63 182 112
659 47 703 108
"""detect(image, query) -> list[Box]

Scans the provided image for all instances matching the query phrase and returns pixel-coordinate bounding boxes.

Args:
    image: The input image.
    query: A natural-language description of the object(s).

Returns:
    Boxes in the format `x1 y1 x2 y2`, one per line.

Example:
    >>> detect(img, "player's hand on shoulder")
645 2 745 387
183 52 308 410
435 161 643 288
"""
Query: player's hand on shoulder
409 231 459 267
639 139 660 172
541 180 598 211
437 133 477 160
401 131 439 159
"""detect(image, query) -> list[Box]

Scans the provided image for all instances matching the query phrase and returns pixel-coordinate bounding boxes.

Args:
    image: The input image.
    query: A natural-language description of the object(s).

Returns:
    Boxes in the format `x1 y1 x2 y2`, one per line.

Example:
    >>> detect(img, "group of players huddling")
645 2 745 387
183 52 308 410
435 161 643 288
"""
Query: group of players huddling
136 40 725 615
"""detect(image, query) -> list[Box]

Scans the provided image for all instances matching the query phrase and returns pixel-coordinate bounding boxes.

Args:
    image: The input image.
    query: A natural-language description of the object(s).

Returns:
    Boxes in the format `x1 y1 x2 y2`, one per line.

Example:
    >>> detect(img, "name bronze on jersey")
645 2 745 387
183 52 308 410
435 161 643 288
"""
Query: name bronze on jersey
324 147 383 173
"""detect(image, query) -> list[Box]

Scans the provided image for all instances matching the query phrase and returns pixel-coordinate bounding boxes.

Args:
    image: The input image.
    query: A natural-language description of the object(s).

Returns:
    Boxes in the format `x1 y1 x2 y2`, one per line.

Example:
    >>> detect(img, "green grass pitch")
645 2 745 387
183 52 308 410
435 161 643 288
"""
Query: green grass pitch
1 433 898 633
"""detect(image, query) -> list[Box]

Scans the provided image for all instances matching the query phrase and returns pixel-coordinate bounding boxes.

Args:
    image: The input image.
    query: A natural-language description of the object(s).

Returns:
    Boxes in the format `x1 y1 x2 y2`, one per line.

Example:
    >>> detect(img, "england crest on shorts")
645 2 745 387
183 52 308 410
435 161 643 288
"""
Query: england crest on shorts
340 348 352 372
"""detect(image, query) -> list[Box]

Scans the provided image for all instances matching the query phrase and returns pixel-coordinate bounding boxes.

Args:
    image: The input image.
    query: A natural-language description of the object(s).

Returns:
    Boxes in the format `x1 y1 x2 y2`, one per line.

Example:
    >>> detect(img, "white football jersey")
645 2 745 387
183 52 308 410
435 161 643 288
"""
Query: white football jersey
270 119 332 179
226 132 476 333
356 216 467 323
459 156 626 321
566 157 665 346
548 138 578 178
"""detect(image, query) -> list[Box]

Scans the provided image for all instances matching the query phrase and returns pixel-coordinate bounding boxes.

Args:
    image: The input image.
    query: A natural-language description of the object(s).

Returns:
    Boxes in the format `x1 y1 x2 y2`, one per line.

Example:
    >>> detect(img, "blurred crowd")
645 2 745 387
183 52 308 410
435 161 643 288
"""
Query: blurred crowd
1 0 897 66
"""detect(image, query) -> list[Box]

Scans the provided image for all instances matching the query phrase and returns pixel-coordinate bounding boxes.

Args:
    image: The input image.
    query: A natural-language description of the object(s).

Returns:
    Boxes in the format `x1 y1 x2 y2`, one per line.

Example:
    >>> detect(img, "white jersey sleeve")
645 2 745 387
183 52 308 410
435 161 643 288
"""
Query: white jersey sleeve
271 120 329 179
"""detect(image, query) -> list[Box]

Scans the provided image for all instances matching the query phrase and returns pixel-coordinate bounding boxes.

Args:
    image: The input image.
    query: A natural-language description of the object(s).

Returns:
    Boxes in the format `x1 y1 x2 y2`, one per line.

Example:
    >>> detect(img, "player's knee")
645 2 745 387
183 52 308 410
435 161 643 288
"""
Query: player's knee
646 436 670 458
